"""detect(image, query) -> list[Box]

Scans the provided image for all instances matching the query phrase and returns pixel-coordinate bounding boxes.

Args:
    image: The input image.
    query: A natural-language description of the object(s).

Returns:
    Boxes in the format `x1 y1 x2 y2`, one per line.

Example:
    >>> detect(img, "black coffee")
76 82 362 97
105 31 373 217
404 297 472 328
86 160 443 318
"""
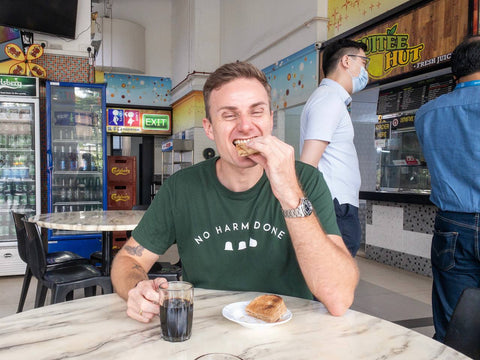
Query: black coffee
160 298 193 342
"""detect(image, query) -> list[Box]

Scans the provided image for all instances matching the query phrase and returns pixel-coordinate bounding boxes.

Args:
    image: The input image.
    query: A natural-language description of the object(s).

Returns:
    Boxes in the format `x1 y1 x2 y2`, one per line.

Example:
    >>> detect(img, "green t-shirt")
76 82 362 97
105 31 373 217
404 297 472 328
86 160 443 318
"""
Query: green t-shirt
133 157 340 299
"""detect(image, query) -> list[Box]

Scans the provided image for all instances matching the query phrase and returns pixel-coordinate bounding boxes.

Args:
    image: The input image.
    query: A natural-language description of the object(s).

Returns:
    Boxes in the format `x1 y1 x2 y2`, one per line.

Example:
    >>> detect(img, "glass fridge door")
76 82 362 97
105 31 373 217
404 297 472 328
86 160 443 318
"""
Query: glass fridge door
47 83 106 237
0 100 38 242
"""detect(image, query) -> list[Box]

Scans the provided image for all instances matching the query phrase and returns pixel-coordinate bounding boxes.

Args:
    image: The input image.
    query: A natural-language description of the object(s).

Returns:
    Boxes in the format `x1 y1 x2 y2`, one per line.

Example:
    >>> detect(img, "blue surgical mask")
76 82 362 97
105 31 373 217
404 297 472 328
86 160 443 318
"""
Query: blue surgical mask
351 67 369 93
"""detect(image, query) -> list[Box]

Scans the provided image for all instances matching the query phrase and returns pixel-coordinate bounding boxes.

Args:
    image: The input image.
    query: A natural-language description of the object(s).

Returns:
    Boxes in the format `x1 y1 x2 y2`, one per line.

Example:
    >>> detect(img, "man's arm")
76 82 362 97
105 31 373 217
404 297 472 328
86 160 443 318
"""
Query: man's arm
111 237 166 323
247 135 358 316
300 139 329 168
284 215 358 316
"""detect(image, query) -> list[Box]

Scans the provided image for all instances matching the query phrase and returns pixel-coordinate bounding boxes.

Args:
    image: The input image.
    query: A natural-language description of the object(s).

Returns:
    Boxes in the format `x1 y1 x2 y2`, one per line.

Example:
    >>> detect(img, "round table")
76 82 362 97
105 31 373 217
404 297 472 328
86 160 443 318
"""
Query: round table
30 210 146 275
0 288 469 359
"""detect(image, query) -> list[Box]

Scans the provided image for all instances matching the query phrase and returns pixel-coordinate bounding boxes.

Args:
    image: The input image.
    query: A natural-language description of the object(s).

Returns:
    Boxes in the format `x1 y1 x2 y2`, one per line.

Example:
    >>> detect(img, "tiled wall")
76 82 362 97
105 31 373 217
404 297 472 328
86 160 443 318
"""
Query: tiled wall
365 201 437 276
35 54 94 83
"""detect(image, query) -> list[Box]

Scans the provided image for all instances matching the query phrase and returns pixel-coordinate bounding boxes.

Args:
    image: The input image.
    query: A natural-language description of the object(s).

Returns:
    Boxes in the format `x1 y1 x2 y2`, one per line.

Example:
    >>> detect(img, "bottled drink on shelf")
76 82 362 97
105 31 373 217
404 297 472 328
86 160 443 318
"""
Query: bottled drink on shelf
60 179 66 201
0 133 6 147
59 146 66 170
53 146 58 169
27 192 35 206
68 145 78 170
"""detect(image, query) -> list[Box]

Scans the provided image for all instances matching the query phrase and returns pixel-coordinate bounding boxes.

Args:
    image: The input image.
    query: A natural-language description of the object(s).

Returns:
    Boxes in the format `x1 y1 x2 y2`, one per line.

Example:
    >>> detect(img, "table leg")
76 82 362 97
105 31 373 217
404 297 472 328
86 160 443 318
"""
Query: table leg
102 231 112 276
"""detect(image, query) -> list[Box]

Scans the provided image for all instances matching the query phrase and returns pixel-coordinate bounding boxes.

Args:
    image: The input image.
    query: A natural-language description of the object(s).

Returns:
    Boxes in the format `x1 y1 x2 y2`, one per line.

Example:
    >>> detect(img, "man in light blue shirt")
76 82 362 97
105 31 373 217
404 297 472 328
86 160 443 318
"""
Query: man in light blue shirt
415 35 480 343
300 39 369 257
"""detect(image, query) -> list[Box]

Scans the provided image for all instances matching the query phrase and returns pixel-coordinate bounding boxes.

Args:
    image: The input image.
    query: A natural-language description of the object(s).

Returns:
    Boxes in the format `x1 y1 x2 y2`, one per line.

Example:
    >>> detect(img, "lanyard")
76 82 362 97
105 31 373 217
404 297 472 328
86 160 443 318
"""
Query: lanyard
455 80 480 89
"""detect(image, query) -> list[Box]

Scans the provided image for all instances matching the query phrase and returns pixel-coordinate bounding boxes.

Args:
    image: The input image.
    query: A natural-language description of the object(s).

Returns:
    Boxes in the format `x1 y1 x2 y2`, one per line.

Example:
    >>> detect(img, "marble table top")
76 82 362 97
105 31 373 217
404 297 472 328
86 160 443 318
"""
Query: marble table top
30 210 146 232
0 289 468 360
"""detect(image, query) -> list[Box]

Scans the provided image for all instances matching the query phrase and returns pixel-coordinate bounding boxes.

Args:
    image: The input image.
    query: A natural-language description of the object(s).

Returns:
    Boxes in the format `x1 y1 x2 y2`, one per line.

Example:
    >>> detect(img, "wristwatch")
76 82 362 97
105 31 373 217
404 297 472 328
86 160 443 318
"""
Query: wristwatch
282 197 313 218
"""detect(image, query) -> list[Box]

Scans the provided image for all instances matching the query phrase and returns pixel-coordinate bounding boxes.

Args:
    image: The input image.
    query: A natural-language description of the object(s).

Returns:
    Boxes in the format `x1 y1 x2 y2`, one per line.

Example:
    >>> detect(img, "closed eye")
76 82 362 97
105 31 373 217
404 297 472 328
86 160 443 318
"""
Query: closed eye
250 106 267 117
222 112 238 121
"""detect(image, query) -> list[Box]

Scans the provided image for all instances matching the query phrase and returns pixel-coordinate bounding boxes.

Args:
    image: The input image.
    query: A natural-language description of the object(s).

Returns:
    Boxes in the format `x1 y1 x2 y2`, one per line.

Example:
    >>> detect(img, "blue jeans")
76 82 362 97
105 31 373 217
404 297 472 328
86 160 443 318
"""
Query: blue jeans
334 198 361 257
431 210 480 342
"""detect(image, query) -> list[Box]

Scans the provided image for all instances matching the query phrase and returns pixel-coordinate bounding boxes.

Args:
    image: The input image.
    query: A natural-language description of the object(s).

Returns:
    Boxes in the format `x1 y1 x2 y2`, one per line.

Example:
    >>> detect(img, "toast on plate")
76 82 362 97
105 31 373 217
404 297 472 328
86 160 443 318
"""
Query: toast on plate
245 294 287 323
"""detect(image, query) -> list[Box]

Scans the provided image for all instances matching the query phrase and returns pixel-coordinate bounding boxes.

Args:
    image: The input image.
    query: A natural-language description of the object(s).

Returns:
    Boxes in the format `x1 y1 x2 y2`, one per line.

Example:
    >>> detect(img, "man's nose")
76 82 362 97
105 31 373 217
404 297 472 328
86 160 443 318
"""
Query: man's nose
237 113 254 131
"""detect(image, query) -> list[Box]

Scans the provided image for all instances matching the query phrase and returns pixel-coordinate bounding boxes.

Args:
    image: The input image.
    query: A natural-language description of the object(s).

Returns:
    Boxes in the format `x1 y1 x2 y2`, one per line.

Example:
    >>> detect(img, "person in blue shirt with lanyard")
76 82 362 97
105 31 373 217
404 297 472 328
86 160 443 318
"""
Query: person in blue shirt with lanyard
415 35 480 343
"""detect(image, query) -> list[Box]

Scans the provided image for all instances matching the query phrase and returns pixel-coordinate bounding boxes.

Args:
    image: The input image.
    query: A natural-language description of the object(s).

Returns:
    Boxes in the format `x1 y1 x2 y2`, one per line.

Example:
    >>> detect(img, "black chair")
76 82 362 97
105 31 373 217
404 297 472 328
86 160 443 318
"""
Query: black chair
148 260 182 281
444 287 480 359
11 211 89 313
23 219 112 307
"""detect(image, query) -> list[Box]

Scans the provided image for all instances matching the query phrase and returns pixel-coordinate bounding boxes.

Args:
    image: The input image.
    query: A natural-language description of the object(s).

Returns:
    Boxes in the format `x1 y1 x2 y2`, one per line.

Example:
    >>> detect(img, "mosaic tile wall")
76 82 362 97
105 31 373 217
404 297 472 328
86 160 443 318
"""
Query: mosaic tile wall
359 201 367 246
35 54 94 83
365 200 438 276
365 201 437 233
365 244 432 277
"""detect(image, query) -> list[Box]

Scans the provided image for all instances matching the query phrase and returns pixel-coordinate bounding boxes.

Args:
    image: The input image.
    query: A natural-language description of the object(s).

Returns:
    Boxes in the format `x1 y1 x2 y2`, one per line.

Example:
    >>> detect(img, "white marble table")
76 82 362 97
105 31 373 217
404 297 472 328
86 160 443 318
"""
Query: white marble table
0 289 469 359
30 210 145 275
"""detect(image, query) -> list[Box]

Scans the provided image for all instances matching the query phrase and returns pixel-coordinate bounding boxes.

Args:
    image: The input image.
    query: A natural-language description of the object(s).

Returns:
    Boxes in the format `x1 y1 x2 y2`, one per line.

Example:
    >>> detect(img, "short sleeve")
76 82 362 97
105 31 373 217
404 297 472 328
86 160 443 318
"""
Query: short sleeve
303 94 345 143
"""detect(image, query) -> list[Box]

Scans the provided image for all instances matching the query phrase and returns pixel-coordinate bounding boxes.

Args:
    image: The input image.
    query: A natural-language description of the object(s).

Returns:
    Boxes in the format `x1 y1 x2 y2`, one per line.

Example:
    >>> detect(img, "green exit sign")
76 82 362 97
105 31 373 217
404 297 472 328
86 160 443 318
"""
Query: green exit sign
143 114 170 131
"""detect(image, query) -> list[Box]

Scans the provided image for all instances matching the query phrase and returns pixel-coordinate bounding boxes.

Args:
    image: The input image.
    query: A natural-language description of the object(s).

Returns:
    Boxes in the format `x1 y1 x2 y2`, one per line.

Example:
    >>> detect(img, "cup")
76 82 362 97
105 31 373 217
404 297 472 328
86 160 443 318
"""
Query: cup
159 281 194 342
195 354 243 360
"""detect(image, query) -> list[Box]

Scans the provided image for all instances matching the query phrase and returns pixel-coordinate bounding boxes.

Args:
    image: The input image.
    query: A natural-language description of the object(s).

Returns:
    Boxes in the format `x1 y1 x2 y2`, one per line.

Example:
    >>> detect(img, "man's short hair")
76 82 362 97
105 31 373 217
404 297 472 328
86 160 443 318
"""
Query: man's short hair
322 39 368 77
451 35 480 79
203 61 271 120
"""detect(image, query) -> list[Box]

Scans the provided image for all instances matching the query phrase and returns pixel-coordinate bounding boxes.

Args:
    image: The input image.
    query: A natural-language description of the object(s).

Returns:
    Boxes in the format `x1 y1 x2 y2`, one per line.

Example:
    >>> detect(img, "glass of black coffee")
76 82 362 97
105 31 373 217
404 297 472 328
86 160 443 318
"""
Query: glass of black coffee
159 281 194 342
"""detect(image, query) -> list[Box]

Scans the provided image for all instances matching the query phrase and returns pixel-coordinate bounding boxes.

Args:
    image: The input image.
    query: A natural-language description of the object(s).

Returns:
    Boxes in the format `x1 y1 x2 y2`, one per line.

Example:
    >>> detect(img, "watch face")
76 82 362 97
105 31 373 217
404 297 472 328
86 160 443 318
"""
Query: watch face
303 199 313 215
282 198 313 218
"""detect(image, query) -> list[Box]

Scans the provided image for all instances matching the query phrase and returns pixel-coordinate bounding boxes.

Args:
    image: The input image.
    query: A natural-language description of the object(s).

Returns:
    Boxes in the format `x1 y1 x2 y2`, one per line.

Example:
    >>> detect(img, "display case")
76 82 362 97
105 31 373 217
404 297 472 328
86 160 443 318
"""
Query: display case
376 122 430 193
0 75 41 276
374 73 455 194
46 81 107 258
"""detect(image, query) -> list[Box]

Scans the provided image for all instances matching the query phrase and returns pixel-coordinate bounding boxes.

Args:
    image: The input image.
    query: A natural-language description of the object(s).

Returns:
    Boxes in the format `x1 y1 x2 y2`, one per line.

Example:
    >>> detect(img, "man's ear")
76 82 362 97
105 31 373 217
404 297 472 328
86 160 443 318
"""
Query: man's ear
339 54 350 70
203 117 214 141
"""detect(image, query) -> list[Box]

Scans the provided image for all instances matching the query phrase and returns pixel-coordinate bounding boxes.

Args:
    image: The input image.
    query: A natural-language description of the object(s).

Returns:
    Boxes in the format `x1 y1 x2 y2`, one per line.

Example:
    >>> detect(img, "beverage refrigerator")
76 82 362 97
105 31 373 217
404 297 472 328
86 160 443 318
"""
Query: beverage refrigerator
46 81 107 258
0 75 40 276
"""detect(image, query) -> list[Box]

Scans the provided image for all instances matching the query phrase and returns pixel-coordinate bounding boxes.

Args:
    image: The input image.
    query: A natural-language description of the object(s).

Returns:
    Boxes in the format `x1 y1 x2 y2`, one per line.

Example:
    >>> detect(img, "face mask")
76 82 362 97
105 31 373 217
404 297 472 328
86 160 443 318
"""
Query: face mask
351 66 369 93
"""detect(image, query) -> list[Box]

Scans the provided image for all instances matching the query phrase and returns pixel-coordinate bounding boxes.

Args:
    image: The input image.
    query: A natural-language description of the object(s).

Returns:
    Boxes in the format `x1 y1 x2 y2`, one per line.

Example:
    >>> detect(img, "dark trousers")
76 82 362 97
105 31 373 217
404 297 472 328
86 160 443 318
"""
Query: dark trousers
333 198 361 257
431 210 480 342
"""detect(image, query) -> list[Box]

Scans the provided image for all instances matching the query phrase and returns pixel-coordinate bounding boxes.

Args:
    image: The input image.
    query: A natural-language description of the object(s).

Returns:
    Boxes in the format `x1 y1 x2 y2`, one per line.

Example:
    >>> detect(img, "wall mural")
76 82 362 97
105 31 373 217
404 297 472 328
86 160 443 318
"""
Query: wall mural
263 44 318 110
105 73 172 106
328 0 409 39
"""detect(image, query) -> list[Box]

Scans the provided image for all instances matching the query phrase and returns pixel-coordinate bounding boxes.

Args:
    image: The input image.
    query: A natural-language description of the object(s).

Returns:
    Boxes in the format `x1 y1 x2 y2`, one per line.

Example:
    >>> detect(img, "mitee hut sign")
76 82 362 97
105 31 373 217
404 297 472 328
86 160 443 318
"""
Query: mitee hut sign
350 0 472 83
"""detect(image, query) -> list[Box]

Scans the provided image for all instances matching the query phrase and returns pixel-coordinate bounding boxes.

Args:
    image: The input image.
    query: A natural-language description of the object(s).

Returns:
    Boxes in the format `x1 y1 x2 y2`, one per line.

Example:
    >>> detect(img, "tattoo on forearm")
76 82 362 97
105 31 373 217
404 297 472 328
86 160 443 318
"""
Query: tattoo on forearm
132 264 147 277
124 245 144 256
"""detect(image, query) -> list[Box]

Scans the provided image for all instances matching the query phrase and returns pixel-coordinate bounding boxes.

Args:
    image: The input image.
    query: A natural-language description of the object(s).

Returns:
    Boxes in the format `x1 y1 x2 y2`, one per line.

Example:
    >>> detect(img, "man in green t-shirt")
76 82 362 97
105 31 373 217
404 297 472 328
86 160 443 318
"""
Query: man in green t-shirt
111 62 359 323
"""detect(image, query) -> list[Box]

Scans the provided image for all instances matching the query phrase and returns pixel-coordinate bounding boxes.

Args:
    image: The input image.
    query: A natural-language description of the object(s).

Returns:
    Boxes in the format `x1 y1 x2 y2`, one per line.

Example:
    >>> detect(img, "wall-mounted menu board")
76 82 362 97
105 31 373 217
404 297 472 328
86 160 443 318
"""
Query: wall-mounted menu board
377 73 455 115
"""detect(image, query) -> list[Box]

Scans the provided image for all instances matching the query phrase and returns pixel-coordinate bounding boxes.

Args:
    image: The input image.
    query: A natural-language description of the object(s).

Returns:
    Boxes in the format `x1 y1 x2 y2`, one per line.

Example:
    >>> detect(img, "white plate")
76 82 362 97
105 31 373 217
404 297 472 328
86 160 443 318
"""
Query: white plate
222 301 292 329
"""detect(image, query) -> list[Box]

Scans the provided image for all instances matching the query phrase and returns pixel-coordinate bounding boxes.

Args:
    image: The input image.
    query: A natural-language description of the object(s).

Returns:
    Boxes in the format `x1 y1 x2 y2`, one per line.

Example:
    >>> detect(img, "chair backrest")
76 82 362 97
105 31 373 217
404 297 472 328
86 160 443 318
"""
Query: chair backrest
22 219 47 279
11 211 27 263
444 287 480 359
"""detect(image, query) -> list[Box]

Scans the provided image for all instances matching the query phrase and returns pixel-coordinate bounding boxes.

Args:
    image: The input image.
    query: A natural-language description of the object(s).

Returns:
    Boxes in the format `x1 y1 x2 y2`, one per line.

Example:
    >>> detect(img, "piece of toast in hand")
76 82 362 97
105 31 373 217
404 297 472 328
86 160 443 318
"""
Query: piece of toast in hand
236 142 259 157
245 294 287 323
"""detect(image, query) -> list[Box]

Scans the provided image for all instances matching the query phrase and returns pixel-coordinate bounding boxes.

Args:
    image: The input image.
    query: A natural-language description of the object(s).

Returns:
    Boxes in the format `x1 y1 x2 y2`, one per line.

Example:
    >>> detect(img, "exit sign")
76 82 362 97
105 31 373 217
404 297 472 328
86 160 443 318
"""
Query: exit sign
143 114 170 131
